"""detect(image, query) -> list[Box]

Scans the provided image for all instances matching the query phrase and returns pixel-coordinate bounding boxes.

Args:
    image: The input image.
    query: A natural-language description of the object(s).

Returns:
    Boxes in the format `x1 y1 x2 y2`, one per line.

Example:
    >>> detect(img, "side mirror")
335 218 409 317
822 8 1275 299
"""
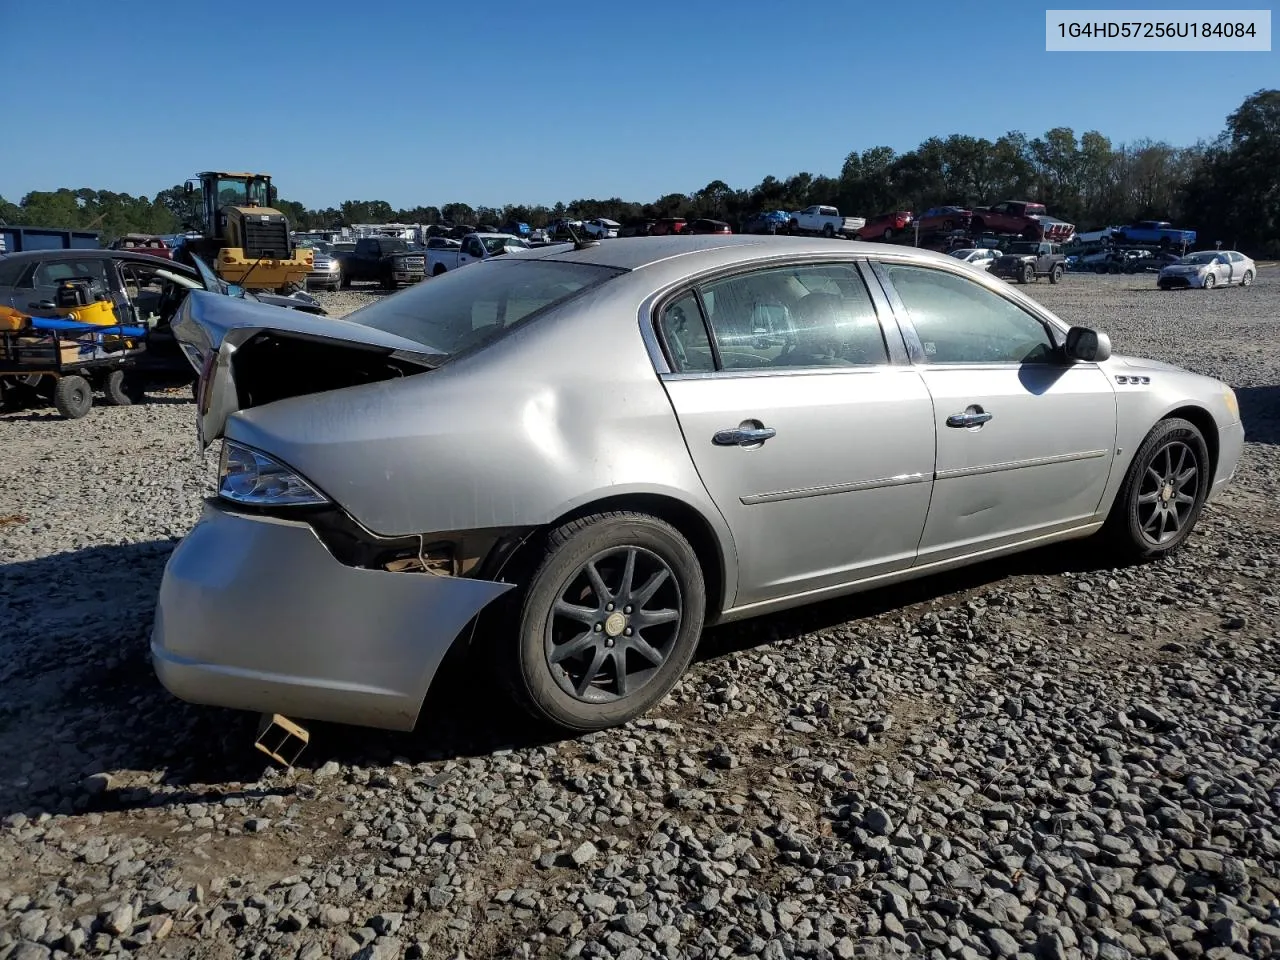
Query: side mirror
1065 326 1111 363
226 284 245 298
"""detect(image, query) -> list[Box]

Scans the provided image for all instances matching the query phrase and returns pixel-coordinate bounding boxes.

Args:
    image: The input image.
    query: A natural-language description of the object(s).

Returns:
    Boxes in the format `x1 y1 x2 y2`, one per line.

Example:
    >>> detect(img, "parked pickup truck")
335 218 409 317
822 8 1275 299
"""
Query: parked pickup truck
1111 220 1197 248
970 201 1075 241
426 232 532 276
786 205 866 238
334 237 425 289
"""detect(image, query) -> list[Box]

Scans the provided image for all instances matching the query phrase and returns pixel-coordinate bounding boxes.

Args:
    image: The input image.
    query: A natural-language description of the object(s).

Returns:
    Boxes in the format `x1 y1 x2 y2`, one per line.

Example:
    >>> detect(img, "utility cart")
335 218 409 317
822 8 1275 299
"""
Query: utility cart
0 279 148 419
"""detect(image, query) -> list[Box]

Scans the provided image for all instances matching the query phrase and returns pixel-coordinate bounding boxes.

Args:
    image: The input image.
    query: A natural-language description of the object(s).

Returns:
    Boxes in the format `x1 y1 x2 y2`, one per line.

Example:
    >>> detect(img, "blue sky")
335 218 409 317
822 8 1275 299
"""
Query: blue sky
0 0 1274 209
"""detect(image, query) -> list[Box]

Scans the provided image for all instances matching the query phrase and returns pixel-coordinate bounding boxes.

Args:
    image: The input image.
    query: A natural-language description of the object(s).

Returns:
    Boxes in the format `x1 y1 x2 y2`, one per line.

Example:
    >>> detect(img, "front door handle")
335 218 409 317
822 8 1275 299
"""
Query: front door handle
29 300 55 310
946 408 993 428
713 424 776 446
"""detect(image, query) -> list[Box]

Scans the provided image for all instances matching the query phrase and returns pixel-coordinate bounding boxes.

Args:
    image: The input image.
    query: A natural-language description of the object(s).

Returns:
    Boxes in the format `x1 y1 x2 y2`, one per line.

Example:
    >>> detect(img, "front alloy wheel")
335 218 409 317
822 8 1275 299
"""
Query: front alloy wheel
1105 417 1209 560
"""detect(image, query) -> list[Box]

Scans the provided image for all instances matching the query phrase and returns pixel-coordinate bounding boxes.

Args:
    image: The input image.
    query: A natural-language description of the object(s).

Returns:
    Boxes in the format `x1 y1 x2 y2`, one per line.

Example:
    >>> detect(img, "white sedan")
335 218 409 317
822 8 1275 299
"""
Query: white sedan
949 248 1000 271
1158 250 1256 290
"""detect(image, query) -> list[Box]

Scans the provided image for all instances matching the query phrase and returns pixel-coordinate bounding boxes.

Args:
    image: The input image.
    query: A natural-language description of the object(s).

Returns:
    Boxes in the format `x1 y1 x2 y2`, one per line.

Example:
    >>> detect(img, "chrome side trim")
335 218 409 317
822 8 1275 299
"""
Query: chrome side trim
741 471 930 505
935 448 1109 481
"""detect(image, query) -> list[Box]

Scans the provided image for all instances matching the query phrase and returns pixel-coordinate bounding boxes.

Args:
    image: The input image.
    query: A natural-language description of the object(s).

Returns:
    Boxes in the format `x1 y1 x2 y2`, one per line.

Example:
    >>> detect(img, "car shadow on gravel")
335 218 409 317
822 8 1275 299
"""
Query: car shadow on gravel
0 531 1134 817
1237 384 1280 444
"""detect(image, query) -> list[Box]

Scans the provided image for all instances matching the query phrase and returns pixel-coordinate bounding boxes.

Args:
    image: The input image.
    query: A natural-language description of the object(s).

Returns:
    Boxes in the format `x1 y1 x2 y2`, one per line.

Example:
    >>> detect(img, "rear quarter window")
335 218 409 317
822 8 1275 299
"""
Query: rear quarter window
346 259 625 361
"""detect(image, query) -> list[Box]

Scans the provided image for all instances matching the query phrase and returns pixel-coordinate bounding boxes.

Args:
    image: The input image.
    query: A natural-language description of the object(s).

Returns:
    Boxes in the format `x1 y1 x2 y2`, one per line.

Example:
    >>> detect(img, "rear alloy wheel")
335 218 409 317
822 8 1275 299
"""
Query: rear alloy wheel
1104 418 1209 561
503 511 705 732
53 375 92 419
1203 272 1216 289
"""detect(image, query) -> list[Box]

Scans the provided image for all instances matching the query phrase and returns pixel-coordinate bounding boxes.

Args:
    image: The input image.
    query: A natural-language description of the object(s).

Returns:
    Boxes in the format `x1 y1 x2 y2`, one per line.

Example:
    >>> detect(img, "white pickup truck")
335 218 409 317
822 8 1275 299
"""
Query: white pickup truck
426 232 533 275
786 205 866 239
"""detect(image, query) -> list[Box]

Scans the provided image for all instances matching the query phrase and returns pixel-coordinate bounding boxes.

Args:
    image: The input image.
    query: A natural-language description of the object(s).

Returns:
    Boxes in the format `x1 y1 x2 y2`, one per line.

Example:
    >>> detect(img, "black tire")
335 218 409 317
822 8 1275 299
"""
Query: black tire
53 375 92 419
1203 272 1216 289
1103 418 1210 562
822 224 834 238
1049 264 1064 284
882 227 894 242
788 220 799 236
340 272 351 290
432 265 447 277
1241 270 1254 287
102 368 140 406
1021 263 1035 284
498 511 706 732
380 272 396 291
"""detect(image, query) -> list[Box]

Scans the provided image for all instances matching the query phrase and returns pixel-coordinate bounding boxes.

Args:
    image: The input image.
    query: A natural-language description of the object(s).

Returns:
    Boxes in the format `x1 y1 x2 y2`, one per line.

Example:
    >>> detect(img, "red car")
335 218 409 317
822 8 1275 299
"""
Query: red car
856 211 913 241
970 201 1075 241
915 206 972 233
650 218 688 236
687 219 731 235
109 234 173 260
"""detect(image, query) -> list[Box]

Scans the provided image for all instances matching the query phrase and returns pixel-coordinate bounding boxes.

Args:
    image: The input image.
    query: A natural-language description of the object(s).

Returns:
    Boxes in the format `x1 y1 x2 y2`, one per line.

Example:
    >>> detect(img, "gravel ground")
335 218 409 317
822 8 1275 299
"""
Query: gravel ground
1 272 1277 960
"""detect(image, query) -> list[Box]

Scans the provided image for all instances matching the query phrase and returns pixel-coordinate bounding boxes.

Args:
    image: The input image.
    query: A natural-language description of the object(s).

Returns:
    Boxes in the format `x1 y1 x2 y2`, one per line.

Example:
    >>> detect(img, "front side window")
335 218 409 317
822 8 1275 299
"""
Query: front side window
347 260 623 362
32 258 110 289
880 263 1058 365
696 263 888 370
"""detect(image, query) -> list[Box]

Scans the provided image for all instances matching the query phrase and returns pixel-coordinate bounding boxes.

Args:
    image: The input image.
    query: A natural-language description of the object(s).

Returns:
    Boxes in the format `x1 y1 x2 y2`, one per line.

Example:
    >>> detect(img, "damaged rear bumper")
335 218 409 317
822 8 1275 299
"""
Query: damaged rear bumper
151 504 513 731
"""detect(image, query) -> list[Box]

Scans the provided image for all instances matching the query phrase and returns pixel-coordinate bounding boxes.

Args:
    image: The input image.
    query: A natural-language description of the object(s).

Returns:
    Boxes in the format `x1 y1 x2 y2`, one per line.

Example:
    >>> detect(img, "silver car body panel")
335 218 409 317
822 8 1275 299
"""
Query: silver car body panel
152 504 513 730
154 236 1246 729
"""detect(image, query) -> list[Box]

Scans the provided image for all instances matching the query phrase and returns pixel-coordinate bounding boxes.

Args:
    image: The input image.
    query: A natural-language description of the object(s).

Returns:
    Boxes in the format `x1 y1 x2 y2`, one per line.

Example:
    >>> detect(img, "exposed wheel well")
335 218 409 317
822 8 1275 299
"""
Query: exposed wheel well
546 494 729 621
1163 405 1219 478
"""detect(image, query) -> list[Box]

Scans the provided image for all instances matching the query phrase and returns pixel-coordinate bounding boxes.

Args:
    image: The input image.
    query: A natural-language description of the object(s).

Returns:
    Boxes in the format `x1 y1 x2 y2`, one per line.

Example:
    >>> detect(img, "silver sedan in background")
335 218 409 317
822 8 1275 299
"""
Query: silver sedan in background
153 237 1244 735
1158 250 1256 289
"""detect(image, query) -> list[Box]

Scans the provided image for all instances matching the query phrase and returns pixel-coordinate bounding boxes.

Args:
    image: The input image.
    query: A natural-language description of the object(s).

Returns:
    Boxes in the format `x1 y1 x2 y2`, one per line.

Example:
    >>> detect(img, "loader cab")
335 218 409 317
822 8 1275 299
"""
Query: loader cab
186 172 276 242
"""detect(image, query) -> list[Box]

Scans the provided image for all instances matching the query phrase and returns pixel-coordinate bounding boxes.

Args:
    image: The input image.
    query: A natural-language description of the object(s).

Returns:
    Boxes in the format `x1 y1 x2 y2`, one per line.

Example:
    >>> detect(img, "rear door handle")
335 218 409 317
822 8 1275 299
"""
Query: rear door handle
713 424 776 446
946 410 993 428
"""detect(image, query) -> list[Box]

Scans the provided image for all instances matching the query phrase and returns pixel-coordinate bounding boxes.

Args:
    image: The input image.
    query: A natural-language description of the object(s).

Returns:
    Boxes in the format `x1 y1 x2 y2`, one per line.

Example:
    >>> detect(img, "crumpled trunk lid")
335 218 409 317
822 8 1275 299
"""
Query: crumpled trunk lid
173 290 440 448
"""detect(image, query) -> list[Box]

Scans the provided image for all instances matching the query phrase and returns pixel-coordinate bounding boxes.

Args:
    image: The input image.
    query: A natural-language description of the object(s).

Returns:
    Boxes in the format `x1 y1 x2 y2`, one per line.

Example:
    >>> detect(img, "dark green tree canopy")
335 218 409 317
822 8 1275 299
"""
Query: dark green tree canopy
2 90 1274 255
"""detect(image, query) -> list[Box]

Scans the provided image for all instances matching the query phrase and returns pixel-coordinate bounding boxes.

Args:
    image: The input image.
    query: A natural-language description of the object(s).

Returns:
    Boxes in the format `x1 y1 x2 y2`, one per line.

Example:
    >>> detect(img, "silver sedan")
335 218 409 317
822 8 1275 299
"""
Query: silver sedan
1158 250 1257 289
153 237 1245 735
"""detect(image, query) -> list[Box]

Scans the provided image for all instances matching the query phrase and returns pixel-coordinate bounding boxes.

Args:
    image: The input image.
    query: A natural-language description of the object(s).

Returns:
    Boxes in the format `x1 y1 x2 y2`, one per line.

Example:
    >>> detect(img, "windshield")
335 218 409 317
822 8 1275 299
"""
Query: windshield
1006 242 1039 254
215 177 270 207
1182 252 1218 264
949 249 977 258
344 260 624 360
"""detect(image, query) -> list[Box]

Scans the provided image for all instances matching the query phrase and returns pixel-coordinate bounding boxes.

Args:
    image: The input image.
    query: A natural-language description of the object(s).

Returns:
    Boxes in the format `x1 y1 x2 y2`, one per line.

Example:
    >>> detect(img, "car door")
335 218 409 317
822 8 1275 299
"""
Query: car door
655 259 936 609
871 259 1118 564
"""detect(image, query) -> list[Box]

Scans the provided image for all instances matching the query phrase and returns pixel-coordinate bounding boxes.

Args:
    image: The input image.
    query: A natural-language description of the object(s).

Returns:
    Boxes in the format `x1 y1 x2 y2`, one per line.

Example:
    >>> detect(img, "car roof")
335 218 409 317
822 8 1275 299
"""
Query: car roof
516 234 963 273
0 248 195 272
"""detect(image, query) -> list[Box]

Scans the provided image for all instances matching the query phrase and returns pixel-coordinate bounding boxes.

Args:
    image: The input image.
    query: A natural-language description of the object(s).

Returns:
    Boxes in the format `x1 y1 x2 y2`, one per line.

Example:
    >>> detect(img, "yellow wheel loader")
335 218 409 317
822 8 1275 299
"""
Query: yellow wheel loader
178 172 312 295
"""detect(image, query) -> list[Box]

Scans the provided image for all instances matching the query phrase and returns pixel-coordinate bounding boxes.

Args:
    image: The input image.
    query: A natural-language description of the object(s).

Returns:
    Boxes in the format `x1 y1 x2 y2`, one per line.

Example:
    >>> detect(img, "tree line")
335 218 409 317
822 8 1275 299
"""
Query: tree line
2 89 1276 256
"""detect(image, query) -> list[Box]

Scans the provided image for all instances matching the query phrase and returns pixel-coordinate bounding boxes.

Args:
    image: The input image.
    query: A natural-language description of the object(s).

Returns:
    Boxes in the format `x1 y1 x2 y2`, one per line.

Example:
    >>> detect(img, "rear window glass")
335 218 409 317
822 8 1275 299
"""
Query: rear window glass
345 259 624 360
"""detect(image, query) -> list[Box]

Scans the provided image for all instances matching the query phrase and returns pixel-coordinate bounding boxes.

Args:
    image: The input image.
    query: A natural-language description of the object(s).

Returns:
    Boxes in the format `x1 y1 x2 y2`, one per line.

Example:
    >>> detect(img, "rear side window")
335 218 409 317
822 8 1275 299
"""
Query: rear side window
0 259 27 286
346 259 624 361
657 294 714 372
697 263 887 370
